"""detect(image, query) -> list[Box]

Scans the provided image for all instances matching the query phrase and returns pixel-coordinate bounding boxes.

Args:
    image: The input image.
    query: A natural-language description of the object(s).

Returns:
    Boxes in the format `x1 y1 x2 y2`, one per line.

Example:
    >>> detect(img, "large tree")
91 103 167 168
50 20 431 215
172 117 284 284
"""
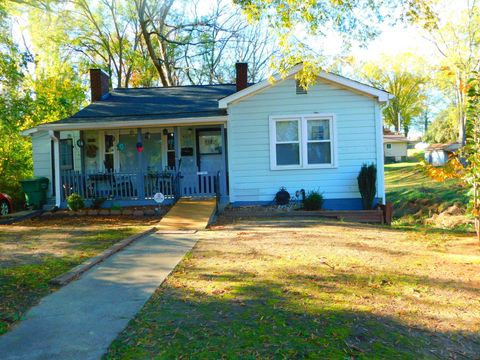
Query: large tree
0 3 86 203
134 0 274 86
67 0 155 88
423 0 480 144
361 55 428 137
0 9 34 200
233 0 437 87
424 107 459 143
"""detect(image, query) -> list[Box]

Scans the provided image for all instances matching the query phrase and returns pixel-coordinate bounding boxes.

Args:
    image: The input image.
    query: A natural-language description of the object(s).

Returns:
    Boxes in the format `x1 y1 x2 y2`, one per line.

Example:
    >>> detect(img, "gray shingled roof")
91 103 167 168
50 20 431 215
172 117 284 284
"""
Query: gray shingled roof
53 84 237 124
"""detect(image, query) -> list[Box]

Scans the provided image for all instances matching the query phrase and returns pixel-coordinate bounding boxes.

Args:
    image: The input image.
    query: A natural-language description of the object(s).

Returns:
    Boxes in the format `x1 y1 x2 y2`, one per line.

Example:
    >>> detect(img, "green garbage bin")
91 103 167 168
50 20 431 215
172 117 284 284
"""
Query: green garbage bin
20 177 49 210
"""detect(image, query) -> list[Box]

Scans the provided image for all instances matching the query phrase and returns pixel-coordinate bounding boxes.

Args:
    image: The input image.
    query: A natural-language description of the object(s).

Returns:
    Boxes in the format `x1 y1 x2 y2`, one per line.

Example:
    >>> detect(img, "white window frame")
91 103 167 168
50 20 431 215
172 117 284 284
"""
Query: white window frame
270 118 302 169
269 114 337 170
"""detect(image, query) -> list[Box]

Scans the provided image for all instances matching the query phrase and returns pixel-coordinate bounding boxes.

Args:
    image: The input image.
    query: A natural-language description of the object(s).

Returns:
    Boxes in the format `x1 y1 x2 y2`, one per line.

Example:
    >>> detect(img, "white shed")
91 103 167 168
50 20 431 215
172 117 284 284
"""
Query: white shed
424 143 461 166
383 135 409 162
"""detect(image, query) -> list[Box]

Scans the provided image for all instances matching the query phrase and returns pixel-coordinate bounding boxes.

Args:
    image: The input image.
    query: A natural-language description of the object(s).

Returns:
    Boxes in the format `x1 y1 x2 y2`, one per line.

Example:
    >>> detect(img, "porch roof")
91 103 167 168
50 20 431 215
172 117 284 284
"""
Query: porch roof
53 84 236 125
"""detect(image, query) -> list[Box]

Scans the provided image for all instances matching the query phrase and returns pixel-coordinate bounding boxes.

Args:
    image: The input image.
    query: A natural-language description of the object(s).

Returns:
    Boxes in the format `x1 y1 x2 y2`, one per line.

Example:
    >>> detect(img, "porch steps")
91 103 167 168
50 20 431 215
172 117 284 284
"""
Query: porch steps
157 198 216 231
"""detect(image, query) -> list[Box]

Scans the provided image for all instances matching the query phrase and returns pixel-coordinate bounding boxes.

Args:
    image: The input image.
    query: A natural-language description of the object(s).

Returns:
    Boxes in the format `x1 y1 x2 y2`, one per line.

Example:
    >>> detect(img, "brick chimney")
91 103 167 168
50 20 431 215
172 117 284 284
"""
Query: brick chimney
235 62 248 92
90 69 110 102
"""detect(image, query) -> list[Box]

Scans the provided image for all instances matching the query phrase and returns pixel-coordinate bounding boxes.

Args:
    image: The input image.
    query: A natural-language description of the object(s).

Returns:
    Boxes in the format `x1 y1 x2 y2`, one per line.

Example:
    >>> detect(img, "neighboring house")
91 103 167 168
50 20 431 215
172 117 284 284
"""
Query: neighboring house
22 63 392 210
424 143 461 166
384 134 409 162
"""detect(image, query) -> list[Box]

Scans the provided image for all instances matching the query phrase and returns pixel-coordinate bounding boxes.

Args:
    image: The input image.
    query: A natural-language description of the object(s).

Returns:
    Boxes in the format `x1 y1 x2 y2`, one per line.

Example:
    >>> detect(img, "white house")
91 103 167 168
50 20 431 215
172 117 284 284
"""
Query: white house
383 134 409 162
22 64 392 210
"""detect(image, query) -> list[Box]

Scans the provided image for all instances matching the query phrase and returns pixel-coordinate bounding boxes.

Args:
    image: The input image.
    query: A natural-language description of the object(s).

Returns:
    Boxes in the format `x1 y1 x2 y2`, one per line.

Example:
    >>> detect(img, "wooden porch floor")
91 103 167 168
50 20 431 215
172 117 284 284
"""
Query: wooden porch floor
157 198 216 231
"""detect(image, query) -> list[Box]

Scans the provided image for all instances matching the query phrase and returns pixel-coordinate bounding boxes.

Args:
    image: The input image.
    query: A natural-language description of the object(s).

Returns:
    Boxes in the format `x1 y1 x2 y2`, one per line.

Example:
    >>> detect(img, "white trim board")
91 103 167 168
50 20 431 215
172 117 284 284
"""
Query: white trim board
21 116 227 136
219 64 393 108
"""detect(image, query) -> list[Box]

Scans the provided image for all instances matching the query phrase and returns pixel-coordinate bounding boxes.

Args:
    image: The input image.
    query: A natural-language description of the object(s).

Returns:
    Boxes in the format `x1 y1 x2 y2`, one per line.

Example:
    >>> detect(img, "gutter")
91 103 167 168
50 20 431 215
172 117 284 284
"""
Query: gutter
21 115 228 134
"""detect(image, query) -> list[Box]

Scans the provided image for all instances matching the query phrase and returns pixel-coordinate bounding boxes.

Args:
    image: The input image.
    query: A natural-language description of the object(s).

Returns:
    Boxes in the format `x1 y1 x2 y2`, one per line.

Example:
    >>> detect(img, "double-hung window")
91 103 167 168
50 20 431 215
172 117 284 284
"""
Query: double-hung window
270 114 335 170
60 139 74 170
274 119 301 167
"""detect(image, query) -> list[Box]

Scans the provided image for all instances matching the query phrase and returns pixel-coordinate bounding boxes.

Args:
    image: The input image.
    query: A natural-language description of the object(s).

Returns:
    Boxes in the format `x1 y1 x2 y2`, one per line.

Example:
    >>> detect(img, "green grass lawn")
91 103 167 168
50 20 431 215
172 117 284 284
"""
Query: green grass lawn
385 157 468 221
0 216 155 335
105 219 480 359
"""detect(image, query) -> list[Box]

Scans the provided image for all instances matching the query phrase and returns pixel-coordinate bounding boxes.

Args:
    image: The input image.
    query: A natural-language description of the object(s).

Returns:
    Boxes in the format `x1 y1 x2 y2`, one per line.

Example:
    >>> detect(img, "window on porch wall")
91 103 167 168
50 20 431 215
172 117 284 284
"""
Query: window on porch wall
167 132 175 168
143 132 163 172
118 133 137 171
118 131 164 173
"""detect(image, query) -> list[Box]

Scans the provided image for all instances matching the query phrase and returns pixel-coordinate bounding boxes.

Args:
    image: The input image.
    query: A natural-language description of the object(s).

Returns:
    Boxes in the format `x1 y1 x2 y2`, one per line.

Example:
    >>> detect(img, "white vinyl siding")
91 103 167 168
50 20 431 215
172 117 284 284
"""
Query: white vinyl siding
227 77 382 203
31 131 53 197
384 142 407 158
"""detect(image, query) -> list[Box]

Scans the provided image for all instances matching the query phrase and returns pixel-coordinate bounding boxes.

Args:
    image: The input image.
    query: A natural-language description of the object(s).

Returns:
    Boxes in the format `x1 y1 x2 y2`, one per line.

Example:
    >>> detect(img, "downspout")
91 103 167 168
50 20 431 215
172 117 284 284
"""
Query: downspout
375 101 386 205
49 130 62 208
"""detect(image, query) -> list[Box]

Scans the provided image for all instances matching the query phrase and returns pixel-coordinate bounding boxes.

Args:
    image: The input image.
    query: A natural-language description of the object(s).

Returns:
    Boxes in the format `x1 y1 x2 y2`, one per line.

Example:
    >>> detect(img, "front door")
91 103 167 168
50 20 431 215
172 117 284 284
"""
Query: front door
196 128 223 173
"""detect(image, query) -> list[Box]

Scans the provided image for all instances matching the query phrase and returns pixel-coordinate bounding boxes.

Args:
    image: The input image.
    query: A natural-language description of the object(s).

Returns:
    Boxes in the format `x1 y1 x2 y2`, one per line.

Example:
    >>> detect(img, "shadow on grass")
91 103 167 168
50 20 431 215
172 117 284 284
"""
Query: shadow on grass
214 216 476 238
105 274 480 359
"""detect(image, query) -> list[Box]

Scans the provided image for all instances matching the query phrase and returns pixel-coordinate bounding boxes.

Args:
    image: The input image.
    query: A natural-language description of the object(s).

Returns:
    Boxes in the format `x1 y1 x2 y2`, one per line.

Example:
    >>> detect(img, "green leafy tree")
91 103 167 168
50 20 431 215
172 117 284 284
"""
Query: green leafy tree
0 9 34 201
425 1 480 144
424 107 459 143
361 56 428 137
462 74 480 239
233 0 437 86
0 5 86 205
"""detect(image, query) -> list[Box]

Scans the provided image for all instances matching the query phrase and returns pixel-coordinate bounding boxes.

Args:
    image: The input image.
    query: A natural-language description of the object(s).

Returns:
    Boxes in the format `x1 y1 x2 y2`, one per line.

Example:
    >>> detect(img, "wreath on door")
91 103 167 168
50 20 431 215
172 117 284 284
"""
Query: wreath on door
86 144 98 158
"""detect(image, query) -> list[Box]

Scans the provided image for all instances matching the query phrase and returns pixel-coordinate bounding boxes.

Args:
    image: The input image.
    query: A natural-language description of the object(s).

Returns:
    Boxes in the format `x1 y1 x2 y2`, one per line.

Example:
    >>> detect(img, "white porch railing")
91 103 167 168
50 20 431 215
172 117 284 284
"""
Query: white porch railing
60 168 224 202
60 170 176 201
178 170 219 197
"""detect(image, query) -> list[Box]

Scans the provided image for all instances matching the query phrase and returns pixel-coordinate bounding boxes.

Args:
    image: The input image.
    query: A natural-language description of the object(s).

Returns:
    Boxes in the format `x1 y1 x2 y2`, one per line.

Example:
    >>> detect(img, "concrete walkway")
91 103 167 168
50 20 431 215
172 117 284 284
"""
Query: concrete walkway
157 197 216 230
0 231 198 360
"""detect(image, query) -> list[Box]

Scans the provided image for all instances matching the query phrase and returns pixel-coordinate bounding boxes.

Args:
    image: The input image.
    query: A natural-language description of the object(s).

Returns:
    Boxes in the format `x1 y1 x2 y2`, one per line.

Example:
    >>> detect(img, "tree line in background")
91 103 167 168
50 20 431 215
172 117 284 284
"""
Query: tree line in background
0 0 276 201
0 0 477 204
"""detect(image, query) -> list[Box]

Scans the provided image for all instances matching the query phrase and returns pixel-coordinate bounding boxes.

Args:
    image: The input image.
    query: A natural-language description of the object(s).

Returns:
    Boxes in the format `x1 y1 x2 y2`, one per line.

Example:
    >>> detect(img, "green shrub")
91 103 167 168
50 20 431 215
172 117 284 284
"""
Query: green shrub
303 190 324 211
67 193 84 211
91 197 106 209
357 163 377 210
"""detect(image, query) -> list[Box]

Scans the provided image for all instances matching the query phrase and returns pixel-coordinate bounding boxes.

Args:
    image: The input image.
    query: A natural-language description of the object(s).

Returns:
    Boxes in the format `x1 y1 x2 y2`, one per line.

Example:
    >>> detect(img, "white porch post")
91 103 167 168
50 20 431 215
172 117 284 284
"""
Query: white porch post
174 126 181 169
49 130 62 208
137 128 145 199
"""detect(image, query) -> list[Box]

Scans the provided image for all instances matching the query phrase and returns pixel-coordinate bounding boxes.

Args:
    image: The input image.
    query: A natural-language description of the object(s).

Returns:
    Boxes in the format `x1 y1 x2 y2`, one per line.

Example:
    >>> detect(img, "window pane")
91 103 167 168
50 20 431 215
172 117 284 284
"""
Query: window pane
143 133 163 172
276 120 299 142
198 133 222 154
308 119 330 140
119 133 137 171
308 142 331 164
276 143 300 166
60 139 73 170
105 134 115 153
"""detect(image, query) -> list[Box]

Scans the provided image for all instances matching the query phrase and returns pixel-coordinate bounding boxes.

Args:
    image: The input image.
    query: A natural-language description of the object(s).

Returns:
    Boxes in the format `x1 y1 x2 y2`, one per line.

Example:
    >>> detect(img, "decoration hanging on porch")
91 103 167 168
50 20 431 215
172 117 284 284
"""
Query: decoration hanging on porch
117 143 126 152
153 192 165 204
76 139 85 148
85 144 98 158
136 142 143 152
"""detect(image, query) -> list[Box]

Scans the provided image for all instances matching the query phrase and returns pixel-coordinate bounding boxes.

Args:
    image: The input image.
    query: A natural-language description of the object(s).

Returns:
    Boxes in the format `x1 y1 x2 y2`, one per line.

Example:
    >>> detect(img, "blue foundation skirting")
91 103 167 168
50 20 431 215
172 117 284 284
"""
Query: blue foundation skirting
60 198 175 209
232 198 380 211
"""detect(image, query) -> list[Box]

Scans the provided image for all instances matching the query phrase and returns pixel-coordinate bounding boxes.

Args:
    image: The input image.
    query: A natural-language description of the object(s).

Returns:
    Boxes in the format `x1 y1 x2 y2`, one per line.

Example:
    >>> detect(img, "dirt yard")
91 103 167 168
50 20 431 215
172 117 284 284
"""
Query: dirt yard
106 218 480 359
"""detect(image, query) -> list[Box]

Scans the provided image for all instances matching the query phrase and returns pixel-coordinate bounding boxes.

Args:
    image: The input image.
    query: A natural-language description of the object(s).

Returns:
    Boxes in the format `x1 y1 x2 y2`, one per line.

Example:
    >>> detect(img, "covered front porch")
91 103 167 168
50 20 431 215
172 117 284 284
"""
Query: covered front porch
52 124 228 207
